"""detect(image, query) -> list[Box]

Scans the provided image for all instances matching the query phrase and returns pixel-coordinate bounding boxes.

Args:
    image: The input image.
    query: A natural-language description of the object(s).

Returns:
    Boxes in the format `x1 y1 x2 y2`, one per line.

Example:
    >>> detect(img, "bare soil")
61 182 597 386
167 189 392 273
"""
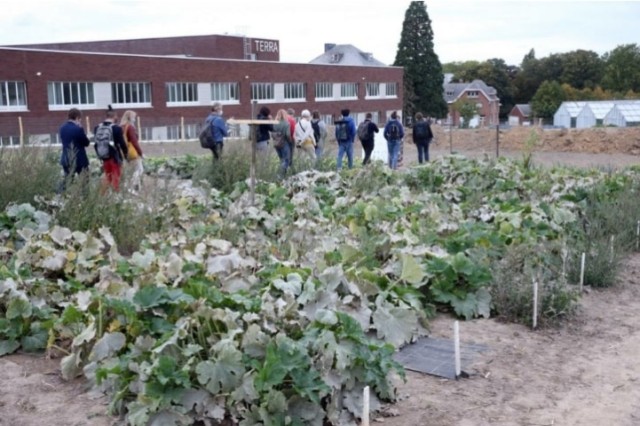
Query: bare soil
1 126 639 425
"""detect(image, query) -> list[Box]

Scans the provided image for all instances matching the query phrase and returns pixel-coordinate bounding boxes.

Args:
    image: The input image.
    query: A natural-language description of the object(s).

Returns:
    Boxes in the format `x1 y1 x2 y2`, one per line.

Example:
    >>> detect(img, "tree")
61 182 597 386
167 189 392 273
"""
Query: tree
452 100 478 128
394 1 448 120
452 58 516 119
560 50 604 89
602 44 640 93
531 80 566 120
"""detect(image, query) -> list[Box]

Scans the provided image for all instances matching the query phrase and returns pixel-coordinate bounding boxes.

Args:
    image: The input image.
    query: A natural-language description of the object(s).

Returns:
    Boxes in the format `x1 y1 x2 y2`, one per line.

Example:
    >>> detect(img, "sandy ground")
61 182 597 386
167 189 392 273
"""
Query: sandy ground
1 127 639 425
381 254 640 426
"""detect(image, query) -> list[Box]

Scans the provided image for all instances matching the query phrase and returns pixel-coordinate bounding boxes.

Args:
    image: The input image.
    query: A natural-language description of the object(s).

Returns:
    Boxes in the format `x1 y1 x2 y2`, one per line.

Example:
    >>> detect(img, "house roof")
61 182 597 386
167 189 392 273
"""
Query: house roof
309 44 388 67
443 79 498 103
513 104 531 117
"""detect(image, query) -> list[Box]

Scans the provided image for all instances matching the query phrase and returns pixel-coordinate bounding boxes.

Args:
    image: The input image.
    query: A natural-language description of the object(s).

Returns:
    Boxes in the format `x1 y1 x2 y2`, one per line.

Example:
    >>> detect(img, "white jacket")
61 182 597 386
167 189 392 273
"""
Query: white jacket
294 118 316 145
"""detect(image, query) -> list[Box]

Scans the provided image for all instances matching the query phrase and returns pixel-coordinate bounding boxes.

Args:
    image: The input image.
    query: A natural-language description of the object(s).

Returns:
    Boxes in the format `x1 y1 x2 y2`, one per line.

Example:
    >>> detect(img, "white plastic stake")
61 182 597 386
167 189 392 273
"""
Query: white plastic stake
362 386 370 426
454 321 461 378
636 221 639 250
532 279 538 329
579 252 586 292
610 235 615 263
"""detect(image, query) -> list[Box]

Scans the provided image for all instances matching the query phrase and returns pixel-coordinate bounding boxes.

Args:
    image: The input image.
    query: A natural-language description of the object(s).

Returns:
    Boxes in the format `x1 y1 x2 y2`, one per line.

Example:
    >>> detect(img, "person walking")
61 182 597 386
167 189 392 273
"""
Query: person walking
294 109 317 161
120 110 144 192
383 111 405 170
357 112 379 165
94 105 128 192
204 102 229 160
311 110 327 160
256 106 274 153
286 108 296 168
272 109 294 179
412 112 434 164
334 108 356 170
58 107 91 191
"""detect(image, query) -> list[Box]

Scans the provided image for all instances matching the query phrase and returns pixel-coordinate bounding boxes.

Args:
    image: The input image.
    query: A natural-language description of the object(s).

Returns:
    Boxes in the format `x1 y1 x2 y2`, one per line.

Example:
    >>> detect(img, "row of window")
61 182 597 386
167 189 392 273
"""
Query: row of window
1 80 398 111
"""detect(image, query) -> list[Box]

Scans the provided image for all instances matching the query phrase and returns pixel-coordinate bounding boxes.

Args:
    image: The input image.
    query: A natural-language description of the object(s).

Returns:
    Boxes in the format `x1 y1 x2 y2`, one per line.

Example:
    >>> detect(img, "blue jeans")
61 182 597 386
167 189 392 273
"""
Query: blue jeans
337 141 354 170
276 141 293 178
416 140 430 163
387 139 401 169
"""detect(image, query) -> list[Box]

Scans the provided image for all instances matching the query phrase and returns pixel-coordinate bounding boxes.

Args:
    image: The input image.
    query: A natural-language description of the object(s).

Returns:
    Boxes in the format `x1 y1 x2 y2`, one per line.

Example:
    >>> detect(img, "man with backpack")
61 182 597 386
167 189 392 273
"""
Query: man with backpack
412 112 435 164
334 108 356 170
383 111 405 170
311 110 326 160
203 102 229 160
58 107 91 192
357 112 379 166
94 105 128 192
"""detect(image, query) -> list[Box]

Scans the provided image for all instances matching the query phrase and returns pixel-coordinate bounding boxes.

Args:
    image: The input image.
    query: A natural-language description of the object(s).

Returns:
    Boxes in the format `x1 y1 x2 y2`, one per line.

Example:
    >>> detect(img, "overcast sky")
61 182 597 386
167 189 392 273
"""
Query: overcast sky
2 0 638 66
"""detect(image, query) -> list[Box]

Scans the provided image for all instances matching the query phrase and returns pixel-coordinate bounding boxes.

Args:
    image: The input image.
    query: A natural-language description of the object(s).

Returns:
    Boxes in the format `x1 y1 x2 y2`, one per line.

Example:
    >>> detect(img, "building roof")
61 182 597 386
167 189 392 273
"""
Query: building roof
512 104 531 117
309 44 388 67
443 79 498 103
612 102 640 122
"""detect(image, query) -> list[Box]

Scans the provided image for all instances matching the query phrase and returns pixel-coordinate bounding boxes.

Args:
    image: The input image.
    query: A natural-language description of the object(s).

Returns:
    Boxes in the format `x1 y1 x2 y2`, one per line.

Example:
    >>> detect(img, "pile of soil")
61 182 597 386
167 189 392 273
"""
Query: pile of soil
432 126 640 155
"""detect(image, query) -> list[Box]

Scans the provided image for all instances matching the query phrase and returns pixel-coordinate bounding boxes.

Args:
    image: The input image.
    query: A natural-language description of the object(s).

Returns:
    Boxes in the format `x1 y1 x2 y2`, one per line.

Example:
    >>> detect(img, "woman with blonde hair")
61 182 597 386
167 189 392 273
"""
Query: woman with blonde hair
120 110 144 192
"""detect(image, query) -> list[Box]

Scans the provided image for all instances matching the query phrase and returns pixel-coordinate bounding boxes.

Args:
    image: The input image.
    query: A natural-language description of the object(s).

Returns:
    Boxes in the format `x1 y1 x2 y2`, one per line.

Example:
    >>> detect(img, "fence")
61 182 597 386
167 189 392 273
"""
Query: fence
0 116 247 147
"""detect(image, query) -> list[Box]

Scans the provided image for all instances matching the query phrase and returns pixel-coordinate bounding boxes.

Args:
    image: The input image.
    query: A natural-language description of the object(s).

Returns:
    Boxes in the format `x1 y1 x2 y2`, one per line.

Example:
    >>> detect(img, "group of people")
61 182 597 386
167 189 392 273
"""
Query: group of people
201 104 435 175
59 105 143 193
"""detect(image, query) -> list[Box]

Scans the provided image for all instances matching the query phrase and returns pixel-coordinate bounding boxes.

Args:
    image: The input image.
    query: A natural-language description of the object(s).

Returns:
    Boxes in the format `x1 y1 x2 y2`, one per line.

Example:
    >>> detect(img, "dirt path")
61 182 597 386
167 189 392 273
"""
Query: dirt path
381 253 640 426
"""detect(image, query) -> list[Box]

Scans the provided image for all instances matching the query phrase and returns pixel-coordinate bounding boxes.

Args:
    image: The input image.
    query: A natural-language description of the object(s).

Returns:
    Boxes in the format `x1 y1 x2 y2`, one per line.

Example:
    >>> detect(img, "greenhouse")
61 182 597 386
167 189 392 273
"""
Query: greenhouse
604 102 640 127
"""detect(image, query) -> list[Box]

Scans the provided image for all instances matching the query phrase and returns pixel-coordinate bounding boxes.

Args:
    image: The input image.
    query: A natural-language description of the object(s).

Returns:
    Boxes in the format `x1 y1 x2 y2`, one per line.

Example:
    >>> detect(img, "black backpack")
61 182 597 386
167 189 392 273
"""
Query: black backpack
94 123 114 160
311 121 321 143
357 121 371 141
336 121 349 142
414 122 428 139
387 121 401 140
199 119 215 149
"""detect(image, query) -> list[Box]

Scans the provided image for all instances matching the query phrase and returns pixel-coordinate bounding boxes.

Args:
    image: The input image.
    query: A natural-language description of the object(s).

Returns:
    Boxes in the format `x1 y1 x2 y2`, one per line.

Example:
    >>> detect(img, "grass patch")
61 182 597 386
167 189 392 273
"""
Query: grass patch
0 147 60 211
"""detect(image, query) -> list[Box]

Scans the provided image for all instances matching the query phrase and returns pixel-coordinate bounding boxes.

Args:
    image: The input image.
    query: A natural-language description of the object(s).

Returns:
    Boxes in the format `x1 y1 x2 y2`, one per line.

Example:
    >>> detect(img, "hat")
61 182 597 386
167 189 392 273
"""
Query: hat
301 109 311 118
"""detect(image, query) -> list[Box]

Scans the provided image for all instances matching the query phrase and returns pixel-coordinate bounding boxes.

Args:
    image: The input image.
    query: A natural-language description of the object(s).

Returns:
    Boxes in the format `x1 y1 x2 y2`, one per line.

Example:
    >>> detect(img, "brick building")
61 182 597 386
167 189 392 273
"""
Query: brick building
0 34 403 145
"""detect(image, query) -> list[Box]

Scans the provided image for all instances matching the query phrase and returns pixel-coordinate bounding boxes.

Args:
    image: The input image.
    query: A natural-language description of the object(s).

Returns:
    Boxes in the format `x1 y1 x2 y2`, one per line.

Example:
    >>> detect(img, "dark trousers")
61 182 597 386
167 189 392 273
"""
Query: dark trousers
210 141 223 160
416 140 431 163
361 139 374 165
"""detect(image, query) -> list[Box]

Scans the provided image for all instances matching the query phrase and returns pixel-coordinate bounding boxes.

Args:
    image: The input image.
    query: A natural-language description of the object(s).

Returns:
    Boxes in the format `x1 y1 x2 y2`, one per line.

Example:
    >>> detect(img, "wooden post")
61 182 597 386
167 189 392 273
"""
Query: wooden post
137 116 142 141
580 252 586 292
449 119 453 154
18 116 24 146
180 117 185 142
250 101 257 206
85 116 91 134
496 124 500 158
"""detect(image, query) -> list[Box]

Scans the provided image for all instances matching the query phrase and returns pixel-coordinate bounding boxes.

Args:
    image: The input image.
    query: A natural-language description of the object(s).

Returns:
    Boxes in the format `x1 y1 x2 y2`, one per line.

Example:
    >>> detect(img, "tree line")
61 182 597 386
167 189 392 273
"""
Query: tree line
393 2 640 122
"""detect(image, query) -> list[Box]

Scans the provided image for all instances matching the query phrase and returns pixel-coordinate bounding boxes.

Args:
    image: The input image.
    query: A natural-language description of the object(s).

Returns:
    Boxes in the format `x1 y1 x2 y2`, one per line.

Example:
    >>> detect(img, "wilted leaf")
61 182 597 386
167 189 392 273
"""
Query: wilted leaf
400 254 426 286
89 332 126 361
372 304 417 347
195 344 245 393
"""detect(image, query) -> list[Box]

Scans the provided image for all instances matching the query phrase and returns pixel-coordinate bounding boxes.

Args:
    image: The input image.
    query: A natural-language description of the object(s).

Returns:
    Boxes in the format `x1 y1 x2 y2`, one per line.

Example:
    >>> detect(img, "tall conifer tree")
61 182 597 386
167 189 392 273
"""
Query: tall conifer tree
394 1 448 120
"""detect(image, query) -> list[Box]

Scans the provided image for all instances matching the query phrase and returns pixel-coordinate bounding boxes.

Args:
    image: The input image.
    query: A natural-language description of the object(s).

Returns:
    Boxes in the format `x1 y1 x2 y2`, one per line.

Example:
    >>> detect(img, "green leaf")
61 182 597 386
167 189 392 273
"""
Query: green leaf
134 286 168 309
6 298 32 320
195 343 245 393
0 339 20 356
21 326 48 352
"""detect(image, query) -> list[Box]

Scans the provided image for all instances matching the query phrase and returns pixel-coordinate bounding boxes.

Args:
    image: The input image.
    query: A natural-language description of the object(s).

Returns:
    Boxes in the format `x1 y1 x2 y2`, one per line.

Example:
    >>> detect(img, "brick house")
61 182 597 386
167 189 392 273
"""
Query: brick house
508 104 532 125
0 34 403 145
443 79 500 127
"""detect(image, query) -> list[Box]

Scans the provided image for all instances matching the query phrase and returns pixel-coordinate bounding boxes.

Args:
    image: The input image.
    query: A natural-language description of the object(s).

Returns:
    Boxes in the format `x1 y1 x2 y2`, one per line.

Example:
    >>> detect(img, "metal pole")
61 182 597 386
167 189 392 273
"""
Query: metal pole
250 101 257 206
